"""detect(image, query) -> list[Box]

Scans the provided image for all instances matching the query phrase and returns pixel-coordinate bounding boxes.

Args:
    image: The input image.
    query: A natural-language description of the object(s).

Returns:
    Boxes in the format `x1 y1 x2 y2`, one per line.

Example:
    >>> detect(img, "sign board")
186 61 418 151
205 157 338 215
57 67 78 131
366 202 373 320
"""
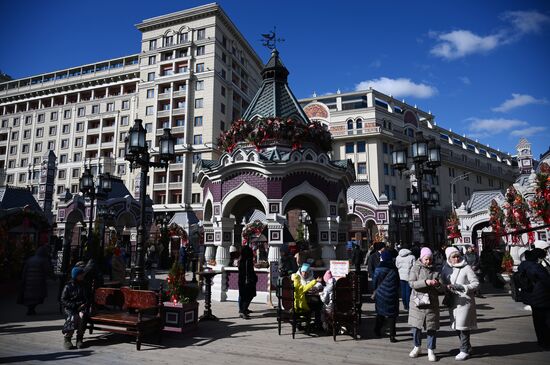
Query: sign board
330 260 350 278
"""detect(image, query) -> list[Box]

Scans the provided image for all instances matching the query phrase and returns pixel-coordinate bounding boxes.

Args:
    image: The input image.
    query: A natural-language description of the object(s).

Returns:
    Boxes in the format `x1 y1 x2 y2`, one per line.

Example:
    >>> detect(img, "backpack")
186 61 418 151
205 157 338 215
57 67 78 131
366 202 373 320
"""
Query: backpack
512 269 534 302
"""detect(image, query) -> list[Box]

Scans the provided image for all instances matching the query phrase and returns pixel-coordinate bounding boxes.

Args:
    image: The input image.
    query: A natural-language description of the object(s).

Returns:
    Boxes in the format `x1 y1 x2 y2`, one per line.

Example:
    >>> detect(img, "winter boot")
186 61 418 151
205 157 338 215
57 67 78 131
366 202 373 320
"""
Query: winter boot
409 346 421 358
63 337 74 350
428 349 437 362
76 336 84 349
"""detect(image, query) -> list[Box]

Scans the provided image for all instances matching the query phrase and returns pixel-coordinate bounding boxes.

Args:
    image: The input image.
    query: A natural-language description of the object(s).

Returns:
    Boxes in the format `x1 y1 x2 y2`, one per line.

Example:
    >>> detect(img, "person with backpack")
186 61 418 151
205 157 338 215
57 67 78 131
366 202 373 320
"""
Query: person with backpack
396 244 416 311
517 248 550 350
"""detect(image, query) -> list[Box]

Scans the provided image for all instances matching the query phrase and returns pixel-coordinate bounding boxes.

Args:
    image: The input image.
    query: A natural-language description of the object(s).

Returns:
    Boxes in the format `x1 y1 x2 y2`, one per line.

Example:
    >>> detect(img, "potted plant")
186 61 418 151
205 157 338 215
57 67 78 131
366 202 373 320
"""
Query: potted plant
161 261 199 333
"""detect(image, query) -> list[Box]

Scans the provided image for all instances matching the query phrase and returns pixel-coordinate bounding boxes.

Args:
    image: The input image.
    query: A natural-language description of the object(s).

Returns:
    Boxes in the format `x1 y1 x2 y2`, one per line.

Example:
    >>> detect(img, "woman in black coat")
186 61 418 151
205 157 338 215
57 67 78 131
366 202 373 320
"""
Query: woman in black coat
517 248 550 350
238 246 257 319
372 250 400 342
19 245 51 315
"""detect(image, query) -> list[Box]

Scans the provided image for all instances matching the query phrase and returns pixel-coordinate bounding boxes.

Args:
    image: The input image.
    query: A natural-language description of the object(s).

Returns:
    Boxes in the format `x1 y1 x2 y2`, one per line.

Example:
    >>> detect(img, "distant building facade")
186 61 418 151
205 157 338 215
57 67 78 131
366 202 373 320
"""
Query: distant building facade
299 90 517 245
0 3 262 222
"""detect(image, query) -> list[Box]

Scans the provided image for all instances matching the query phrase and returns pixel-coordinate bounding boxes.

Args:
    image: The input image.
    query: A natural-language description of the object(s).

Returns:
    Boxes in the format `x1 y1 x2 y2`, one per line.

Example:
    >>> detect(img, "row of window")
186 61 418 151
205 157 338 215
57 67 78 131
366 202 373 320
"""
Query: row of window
1 101 130 128
148 28 206 51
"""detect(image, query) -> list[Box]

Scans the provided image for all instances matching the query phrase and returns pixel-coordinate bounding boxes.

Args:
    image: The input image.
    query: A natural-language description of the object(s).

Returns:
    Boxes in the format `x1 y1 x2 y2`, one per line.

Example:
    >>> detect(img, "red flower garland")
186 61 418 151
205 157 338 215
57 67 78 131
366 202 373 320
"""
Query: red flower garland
530 162 550 225
217 117 332 153
489 199 505 239
504 186 533 244
446 211 462 240
242 220 265 246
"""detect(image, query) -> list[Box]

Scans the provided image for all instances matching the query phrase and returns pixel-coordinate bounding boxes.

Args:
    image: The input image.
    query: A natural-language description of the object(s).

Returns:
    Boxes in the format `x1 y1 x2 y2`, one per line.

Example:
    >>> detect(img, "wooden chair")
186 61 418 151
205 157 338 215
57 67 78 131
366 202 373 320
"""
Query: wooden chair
326 276 357 341
276 276 312 338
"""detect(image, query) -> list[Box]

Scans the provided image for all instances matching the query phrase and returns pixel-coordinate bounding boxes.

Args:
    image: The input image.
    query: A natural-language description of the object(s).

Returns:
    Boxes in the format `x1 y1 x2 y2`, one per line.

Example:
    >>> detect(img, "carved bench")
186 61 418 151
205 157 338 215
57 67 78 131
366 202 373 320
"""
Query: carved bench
88 286 163 350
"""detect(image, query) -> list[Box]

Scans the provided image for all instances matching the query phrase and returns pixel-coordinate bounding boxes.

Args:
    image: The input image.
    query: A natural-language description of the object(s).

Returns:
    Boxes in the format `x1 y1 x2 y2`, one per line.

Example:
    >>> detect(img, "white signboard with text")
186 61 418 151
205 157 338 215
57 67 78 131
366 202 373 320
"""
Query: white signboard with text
330 260 350 278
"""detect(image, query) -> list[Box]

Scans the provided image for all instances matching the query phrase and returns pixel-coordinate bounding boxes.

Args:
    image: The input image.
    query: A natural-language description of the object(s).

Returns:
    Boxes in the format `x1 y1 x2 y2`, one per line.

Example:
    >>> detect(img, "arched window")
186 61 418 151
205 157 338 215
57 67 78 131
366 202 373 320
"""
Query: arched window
356 118 363 130
347 120 353 135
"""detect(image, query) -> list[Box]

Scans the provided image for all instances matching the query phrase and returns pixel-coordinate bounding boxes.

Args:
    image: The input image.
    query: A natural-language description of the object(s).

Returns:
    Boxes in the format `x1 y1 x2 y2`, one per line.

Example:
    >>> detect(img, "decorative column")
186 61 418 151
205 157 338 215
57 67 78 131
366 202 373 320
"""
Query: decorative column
202 223 216 263
211 217 234 302
267 221 284 263
317 217 338 264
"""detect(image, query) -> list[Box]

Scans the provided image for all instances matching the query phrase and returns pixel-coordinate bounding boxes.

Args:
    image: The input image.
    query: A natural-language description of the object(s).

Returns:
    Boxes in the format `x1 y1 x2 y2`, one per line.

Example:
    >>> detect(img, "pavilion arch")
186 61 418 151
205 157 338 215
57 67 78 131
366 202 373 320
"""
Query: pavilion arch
221 182 268 218
117 211 137 229
281 181 329 218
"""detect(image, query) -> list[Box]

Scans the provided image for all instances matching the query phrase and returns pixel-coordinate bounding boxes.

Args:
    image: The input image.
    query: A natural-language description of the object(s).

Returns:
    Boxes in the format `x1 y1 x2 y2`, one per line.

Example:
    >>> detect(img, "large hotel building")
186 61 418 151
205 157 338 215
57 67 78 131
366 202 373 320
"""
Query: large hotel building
0 3 517 244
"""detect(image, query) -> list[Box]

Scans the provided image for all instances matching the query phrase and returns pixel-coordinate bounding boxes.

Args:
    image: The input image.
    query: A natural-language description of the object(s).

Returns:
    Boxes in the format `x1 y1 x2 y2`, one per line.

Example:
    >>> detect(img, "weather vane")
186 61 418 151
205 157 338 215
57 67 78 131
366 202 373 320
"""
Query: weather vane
260 27 285 50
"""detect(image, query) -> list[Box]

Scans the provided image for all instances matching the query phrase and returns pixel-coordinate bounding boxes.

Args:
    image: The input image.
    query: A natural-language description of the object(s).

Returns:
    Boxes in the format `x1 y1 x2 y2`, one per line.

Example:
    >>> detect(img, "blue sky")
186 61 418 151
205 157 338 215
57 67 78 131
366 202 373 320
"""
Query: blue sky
1 0 549 158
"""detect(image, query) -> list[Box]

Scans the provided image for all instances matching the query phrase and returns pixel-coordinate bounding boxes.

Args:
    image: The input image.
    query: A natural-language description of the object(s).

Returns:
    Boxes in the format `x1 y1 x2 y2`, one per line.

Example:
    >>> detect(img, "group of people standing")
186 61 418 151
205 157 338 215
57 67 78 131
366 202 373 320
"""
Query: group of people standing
368 242 480 361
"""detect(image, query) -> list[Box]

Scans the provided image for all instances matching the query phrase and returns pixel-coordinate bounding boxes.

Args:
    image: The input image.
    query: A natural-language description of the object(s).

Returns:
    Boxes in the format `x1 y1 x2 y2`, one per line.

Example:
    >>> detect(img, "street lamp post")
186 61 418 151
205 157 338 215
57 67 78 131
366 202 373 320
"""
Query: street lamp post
390 210 410 245
125 119 175 290
392 132 441 246
79 165 112 261
450 172 471 211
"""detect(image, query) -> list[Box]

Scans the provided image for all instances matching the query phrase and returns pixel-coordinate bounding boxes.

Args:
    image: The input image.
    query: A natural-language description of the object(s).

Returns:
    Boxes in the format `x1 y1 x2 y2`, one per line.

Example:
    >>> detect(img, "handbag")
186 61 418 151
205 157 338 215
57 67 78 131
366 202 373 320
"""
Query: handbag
442 268 462 307
412 292 431 308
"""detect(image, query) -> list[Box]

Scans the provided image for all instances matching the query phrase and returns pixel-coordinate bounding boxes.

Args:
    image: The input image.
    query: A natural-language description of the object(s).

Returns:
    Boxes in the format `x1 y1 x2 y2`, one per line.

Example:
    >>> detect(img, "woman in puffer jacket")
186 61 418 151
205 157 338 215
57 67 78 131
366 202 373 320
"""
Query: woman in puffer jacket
440 246 479 361
396 244 416 310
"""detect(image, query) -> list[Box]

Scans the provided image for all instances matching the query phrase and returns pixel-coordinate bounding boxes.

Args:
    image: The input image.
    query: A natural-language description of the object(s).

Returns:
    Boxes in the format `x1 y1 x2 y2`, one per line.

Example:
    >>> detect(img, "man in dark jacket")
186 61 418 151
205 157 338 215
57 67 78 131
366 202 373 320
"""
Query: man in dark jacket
367 242 385 278
60 266 89 350
517 248 550 350
238 246 257 319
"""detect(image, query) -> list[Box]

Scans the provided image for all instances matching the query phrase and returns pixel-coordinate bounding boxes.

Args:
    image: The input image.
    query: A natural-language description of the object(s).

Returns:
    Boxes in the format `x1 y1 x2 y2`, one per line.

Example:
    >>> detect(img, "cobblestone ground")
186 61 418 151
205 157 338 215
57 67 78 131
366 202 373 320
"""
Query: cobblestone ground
0 278 547 365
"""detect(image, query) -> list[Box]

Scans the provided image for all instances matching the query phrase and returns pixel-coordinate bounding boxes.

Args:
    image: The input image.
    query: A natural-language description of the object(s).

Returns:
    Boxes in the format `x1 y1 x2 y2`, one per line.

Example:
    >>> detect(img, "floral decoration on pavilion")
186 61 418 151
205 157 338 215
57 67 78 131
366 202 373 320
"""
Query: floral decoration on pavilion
446 211 462 240
241 220 265 246
530 162 550 225
217 117 332 153
168 223 188 243
503 186 534 244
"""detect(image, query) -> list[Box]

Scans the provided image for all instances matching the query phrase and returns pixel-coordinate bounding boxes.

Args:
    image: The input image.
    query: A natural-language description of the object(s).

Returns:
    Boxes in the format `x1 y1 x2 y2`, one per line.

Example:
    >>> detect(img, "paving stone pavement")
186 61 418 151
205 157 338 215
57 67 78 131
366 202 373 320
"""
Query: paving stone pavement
0 278 547 365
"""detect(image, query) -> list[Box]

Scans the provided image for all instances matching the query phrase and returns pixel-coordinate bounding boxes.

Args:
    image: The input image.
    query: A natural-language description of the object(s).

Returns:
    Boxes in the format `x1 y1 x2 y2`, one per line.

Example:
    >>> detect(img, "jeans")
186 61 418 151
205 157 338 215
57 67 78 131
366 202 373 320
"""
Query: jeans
412 327 437 349
400 280 412 310
457 330 471 353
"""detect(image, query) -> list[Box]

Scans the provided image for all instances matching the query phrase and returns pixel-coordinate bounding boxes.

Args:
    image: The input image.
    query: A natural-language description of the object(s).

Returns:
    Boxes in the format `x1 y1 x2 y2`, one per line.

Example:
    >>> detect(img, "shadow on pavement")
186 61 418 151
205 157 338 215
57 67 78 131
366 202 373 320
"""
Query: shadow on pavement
0 350 93 364
0 324 61 335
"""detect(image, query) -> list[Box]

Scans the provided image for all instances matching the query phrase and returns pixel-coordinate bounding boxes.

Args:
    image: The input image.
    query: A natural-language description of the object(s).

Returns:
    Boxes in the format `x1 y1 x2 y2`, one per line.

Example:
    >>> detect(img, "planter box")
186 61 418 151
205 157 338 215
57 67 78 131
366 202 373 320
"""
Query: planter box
162 301 199 333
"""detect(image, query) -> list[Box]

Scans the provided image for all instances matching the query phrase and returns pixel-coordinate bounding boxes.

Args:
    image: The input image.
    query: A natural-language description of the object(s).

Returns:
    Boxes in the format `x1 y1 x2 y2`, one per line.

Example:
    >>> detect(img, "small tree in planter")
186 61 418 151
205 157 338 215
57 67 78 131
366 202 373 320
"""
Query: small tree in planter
162 261 199 333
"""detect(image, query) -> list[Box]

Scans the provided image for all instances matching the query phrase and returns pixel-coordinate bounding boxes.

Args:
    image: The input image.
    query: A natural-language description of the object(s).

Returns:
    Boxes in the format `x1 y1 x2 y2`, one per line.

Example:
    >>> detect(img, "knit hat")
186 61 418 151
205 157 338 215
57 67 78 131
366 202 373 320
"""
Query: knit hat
71 266 84 279
445 246 460 261
301 263 311 272
323 270 333 283
380 250 393 262
420 247 433 259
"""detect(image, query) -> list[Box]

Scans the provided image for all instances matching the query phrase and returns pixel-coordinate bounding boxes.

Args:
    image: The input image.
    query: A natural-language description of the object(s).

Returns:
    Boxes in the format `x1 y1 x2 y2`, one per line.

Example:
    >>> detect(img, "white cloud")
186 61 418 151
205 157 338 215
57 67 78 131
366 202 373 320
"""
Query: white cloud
492 93 548 112
430 10 549 60
430 30 501 59
501 10 550 35
510 126 547 137
355 77 437 98
467 118 528 137
459 76 471 85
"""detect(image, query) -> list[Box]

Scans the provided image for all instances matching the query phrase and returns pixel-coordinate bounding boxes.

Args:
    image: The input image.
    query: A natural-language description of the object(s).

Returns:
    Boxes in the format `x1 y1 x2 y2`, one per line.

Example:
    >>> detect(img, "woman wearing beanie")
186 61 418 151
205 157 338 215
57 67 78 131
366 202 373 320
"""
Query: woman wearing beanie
408 247 444 361
373 249 400 342
440 246 479 360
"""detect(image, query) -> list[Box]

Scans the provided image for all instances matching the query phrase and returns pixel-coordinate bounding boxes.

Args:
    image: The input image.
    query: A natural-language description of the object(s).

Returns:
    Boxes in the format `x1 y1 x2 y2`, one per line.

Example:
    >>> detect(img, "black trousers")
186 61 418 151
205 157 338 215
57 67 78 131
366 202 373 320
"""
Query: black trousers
532 307 550 349
375 314 396 336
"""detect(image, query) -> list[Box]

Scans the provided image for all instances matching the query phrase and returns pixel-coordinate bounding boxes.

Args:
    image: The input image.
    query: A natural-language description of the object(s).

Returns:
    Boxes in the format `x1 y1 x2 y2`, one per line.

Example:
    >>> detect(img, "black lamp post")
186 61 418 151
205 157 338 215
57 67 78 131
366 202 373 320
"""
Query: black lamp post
125 120 175 289
390 210 410 245
392 132 441 246
79 165 112 261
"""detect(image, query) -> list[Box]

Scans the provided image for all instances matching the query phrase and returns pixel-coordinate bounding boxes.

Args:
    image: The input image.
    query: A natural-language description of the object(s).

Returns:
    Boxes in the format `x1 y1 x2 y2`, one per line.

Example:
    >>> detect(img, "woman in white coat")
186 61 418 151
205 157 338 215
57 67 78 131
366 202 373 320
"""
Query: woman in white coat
441 246 479 361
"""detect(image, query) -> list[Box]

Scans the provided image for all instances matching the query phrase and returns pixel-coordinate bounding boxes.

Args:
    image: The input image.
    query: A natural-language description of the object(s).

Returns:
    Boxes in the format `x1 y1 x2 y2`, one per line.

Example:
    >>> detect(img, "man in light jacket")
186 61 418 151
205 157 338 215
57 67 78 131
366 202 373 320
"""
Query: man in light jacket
396 244 415 311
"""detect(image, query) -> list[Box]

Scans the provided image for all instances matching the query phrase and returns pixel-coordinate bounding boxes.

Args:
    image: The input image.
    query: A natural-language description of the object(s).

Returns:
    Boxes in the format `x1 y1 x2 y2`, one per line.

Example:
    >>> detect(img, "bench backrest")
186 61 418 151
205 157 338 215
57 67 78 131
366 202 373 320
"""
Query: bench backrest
277 276 294 311
333 276 354 313
94 287 160 311
120 287 159 310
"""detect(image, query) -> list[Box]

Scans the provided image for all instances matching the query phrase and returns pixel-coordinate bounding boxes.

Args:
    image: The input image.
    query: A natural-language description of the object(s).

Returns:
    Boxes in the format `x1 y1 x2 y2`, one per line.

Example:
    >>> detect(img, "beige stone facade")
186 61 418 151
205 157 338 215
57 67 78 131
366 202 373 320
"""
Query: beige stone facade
0 3 262 220
300 89 517 245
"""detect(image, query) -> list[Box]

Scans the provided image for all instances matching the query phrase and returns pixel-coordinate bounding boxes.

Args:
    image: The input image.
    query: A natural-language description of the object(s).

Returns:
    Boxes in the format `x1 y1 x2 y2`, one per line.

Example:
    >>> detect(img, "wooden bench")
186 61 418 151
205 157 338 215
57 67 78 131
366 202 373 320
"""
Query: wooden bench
88 286 163 350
